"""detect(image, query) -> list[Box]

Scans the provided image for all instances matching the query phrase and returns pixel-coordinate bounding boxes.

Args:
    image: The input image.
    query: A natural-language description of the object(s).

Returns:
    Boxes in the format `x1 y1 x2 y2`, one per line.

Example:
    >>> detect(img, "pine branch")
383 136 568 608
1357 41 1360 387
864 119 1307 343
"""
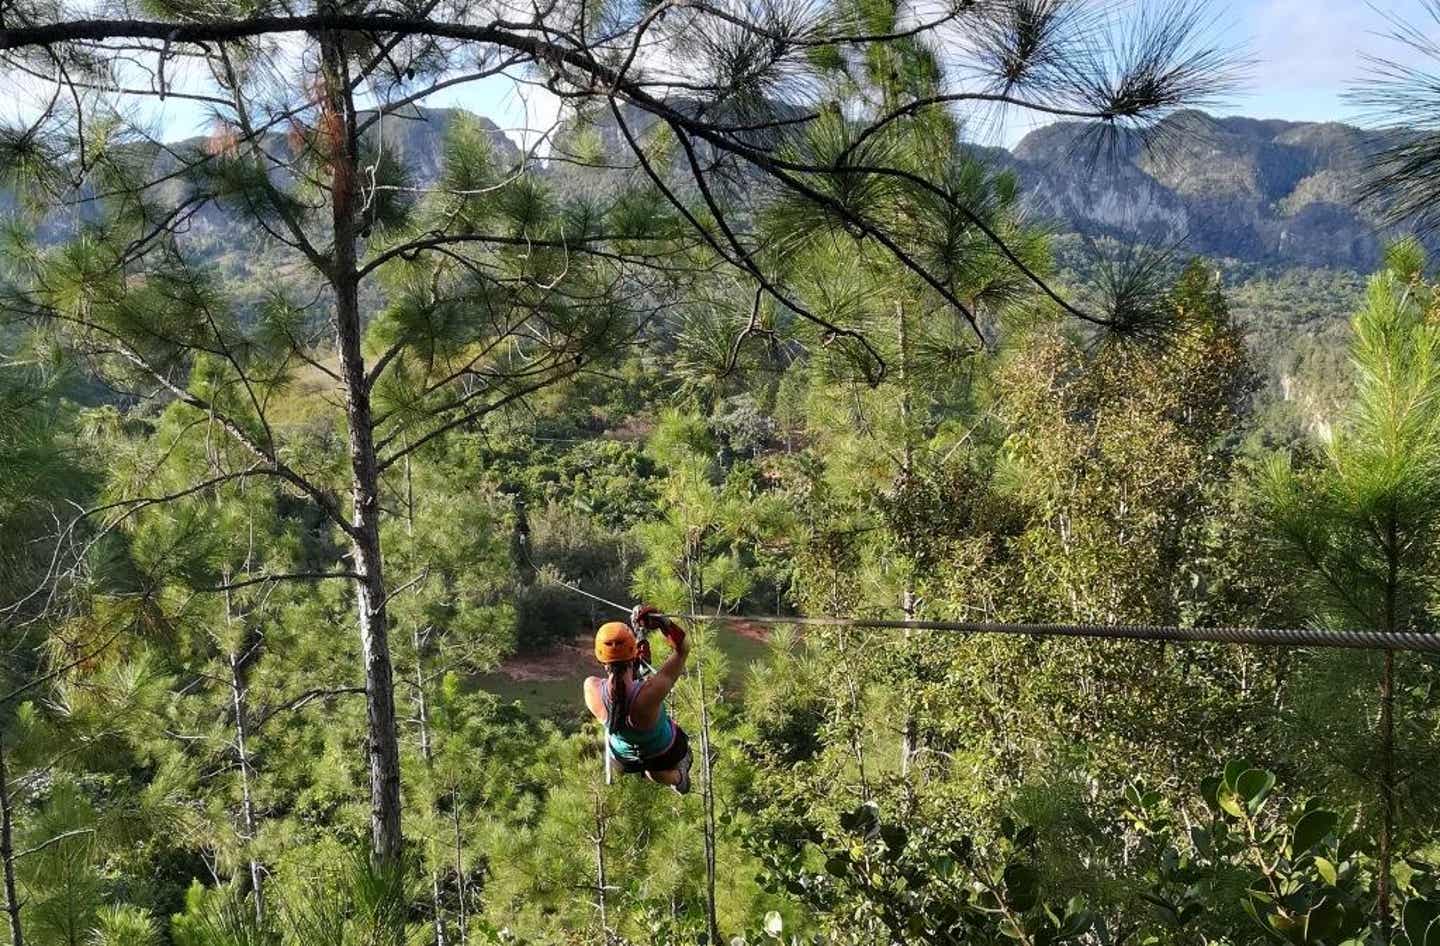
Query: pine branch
97 339 354 538
608 98 886 379
13 829 94 860
0 7 1219 354
252 686 367 731
376 359 587 472
196 571 363 592
0 626 126 706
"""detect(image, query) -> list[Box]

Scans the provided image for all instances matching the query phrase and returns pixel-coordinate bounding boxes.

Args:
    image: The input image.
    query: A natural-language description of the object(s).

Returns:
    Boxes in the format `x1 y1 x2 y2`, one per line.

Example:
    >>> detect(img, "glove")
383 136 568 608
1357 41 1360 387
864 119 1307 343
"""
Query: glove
631 604 663 631
632 604 684 647
661 621 685 648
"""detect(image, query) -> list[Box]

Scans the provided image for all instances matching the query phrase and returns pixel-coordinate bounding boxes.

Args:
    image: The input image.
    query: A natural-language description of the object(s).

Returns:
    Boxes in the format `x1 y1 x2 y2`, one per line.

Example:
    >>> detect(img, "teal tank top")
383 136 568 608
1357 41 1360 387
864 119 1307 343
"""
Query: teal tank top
603 679 676 761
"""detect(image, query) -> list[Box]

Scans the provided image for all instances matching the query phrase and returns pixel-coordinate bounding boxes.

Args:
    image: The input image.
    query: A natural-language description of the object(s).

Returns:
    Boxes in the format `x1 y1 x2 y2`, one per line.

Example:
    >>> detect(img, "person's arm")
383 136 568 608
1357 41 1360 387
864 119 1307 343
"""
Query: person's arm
644 631 689 700
631 608 689 714
583 677 608 723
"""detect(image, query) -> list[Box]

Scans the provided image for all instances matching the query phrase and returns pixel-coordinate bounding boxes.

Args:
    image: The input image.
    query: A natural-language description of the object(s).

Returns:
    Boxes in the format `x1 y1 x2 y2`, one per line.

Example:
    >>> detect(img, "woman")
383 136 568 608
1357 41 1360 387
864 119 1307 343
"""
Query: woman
583 605 693 793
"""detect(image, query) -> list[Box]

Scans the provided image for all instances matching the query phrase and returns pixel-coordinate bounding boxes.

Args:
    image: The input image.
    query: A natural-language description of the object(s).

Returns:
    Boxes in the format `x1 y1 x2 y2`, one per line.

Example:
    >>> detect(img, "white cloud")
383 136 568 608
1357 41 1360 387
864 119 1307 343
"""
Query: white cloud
1243 0 1436 90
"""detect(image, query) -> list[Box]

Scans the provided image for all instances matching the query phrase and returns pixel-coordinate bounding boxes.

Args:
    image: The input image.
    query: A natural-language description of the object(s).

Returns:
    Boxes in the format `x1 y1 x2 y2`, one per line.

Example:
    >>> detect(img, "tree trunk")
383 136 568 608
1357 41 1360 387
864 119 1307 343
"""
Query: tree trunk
684 545 720 946
414 625 446 946
319 29 404 866
0 734 23 946
405 457 447 946
1378 529 1398 943
412 630 434 779
697 630 720 946
1379 648 1395 942
593 796 610 945
451 788 468 946
223 578 265 927
899 584 917 777
228 648 264 927
841 631 869 799
896 300 917 779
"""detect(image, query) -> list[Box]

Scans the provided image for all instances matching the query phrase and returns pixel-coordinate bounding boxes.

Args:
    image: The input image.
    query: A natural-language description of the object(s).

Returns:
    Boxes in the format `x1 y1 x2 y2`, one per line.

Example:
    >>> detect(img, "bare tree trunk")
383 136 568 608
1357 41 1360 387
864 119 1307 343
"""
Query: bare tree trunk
319 28 403 866
414 625 447 946
451 789 468 946
1379 648 1395 942
404 456 448 946
411 630 435 804
0 734 23 946
896 300 917 779
222 576 265 927
684 545 720 946
228 648 264 927
841 626 869 800
1378 536 1398 943
593 795 610 945
697 635 719 946
899 584 917 778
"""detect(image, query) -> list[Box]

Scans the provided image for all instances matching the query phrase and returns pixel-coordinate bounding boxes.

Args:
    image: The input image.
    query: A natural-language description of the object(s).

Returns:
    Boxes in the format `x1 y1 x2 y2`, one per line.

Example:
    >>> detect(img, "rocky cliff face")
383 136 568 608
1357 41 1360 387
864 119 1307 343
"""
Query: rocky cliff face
1006 111 1403 270
545 105 1408 271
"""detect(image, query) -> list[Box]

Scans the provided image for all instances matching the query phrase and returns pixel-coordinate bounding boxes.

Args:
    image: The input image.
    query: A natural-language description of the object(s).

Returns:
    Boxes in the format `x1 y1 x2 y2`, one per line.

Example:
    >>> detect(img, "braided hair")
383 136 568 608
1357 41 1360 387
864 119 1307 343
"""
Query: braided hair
604 659 633 731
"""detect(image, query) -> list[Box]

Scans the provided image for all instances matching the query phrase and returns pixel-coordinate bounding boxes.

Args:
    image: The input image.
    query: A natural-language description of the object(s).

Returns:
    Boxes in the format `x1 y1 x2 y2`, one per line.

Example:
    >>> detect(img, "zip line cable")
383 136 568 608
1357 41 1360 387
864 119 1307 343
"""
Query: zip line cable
665 615 1440 654
515 522 632 614
513 511 1439 655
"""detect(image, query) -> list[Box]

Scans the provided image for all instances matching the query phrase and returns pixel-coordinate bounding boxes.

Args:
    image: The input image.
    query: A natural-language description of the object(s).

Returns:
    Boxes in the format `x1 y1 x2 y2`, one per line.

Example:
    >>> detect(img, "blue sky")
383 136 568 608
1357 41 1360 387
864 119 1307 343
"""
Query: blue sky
13 0 1439 149
1228 0 1436 125
434 0 1440 148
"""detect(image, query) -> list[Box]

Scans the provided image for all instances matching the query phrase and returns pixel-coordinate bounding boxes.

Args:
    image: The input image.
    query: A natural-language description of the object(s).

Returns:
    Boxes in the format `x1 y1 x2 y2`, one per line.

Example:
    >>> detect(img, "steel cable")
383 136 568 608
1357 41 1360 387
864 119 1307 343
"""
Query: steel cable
517 519 1437 654
665 614 1440 654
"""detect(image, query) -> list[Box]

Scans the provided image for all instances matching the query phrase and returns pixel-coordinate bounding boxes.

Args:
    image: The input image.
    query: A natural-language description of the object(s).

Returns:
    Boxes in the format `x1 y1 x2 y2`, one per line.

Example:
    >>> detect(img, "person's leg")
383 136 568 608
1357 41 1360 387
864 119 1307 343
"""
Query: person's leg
647 750 690 793
640 728 692 793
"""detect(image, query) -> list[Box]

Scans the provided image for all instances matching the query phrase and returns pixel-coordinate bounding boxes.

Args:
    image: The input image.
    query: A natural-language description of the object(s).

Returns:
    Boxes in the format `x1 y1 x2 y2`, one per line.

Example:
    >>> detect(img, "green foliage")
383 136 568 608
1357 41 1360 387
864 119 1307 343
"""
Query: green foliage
1260 244 1440 634
1126 762 1428 946
6 75 1440 946
749 799 1093 946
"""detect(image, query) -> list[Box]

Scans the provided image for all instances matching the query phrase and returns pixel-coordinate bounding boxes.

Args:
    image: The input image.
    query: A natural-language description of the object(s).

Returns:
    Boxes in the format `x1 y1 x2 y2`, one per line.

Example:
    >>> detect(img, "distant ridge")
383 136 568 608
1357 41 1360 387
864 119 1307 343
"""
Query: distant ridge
1002 110 1404 270
551 106 1410 271
2 107 1412 273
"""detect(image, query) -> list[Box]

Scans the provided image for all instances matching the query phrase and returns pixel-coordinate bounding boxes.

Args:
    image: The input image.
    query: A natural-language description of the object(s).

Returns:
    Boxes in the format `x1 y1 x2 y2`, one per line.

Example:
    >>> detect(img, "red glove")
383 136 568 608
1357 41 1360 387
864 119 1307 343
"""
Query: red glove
631 604 662 631
661 622 685 648
632 604 684 647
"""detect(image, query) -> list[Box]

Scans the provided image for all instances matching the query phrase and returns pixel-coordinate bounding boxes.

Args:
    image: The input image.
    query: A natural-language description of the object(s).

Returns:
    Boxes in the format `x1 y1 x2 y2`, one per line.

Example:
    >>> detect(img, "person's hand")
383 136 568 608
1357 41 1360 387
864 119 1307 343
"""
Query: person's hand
632 604 685 649
662 621 686 650
631 604 662 631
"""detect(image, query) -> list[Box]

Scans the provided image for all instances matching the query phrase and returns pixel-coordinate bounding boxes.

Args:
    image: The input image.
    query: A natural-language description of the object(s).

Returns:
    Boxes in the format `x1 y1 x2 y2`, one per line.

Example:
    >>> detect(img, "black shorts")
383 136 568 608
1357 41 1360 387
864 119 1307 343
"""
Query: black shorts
617 726 690 775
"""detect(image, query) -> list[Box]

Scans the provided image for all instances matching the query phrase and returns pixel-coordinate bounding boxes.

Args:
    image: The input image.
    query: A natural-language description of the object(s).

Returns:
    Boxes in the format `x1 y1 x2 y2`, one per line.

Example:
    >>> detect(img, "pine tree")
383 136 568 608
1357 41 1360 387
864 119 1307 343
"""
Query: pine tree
1260 240 1440 940
3 0 1245 878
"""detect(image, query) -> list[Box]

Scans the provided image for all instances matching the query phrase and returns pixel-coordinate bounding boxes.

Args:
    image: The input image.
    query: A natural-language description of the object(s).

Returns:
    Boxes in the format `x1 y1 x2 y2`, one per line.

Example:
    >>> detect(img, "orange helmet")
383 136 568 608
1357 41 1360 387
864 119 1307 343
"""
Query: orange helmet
594 621 638 664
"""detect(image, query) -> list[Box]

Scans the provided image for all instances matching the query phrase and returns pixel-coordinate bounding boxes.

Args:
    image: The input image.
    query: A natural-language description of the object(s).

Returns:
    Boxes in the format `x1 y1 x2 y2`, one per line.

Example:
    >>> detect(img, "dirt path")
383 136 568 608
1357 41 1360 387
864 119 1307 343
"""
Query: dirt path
495 633 593 682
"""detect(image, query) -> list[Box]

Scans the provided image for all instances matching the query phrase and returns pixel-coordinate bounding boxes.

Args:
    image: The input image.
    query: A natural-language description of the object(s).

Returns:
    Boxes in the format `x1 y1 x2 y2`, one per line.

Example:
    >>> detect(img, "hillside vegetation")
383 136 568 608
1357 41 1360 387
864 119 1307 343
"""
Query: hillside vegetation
5 0 1440 943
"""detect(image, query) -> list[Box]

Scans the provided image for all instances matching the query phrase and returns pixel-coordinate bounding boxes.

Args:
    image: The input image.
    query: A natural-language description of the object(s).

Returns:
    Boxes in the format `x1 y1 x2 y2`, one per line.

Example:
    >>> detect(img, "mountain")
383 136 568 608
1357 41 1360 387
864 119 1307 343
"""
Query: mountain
1006 111 1404 270
16 107 521 248
5 106 1407 274
541 106 1410 272
1 106 1395 434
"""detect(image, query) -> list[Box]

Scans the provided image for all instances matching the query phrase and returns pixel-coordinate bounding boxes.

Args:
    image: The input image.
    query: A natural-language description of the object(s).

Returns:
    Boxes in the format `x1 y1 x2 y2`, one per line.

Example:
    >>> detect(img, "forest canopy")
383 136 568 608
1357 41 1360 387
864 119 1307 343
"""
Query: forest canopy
3 0 1440 944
